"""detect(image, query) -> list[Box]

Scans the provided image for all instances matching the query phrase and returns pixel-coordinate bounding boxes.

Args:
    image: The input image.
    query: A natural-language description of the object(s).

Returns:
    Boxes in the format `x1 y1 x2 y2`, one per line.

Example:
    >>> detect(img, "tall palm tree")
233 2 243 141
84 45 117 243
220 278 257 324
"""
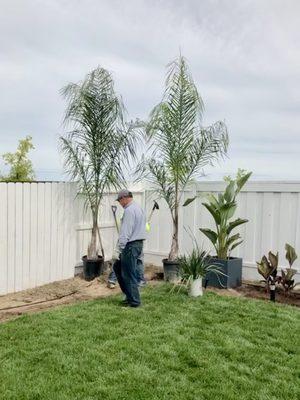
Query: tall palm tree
60 67 139 260
138 56 229 261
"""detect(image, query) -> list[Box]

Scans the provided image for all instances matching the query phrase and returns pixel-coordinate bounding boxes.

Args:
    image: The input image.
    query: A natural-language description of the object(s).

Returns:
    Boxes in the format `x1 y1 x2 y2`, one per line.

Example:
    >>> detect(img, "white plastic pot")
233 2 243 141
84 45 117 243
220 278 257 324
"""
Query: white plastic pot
189 277 203 297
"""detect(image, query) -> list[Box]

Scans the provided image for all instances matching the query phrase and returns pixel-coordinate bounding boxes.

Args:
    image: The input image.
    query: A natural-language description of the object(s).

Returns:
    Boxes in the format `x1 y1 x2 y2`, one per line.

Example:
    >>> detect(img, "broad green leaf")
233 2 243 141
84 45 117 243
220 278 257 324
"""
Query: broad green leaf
262 255 269 265
202 202 221 224
220 203 237 219
257 257 273 280
285 243 297 267
236 171 252 192
226 204 237 219
257 262 268 280
224 181 235 202
284 268 297 281
256 253 278 280
226 233 241 247
207 193 219 208
199 228 218 245
229 240 243 252
268 251 278 269
226 218 249 234
218 193 223 205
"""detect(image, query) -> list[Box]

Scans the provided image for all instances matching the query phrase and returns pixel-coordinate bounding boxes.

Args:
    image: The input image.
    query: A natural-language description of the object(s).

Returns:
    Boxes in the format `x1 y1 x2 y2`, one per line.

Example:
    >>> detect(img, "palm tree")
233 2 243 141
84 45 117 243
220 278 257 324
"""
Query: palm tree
60 67 139 262
138 56 229 261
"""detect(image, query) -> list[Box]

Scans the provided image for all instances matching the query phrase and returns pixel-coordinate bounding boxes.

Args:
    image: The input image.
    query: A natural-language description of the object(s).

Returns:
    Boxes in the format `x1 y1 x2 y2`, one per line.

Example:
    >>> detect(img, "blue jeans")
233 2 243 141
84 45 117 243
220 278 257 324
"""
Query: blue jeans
113 240 143 306
108 256 145 284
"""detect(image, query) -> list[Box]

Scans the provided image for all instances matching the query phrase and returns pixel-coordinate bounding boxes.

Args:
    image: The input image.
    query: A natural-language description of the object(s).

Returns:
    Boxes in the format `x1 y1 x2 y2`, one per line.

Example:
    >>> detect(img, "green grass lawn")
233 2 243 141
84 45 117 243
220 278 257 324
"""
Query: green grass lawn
0 284 299 400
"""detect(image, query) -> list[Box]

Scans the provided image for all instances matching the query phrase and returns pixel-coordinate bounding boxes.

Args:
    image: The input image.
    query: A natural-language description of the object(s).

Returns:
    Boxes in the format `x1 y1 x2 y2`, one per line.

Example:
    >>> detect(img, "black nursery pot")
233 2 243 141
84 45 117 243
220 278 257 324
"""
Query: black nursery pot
163 259 180 282
205 257 242 289
82 255 104 281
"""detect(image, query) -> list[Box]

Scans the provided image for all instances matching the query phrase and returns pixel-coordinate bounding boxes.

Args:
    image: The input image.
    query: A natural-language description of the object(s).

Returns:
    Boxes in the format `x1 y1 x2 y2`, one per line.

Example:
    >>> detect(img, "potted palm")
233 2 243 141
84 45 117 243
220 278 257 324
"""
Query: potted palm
137 56 228 282
60 67 139 280
200 169 252 288
178 247 225 297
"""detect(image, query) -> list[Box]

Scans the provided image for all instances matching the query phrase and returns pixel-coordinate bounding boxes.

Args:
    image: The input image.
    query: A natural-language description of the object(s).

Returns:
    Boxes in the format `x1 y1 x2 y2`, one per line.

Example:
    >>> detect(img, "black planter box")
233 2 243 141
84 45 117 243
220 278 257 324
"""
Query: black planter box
205 257 242 288
163 259 180 282
82 255 104 281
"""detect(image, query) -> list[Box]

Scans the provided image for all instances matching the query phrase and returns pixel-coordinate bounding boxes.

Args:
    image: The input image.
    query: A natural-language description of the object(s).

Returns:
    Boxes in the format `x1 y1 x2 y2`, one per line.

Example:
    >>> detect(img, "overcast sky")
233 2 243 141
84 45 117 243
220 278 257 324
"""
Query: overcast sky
0 0 299 181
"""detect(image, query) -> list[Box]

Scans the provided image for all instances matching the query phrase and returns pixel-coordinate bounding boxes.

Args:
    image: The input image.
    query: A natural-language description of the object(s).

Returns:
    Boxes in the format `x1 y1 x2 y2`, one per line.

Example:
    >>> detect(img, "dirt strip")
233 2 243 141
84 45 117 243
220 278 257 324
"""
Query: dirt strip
0 266 162 323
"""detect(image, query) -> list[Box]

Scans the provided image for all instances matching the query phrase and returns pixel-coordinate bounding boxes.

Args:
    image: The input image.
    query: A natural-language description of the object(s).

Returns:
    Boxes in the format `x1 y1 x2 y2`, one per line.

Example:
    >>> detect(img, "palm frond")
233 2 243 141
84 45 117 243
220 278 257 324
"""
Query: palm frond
138 56 229 209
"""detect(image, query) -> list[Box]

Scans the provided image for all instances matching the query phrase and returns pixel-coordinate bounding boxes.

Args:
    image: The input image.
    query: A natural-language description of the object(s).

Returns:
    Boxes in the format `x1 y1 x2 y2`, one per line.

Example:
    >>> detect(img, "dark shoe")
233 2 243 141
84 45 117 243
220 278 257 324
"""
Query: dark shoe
121 302 141 308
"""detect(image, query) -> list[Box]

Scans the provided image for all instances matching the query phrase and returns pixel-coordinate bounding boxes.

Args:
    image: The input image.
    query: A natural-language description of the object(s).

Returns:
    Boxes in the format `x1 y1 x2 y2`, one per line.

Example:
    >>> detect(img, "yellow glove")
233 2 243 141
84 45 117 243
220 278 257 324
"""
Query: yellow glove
146 222 151 233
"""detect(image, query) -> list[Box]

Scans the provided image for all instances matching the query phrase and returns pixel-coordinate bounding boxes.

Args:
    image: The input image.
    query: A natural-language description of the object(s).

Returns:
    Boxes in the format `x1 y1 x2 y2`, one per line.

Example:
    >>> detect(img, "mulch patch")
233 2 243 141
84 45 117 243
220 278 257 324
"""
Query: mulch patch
235 282 300 307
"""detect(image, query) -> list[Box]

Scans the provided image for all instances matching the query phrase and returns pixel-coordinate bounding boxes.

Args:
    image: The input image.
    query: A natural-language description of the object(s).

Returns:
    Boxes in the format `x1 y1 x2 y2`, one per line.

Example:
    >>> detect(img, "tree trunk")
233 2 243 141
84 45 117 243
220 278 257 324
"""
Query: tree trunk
168 214 179 261
97 225 105 260
87 216 98 260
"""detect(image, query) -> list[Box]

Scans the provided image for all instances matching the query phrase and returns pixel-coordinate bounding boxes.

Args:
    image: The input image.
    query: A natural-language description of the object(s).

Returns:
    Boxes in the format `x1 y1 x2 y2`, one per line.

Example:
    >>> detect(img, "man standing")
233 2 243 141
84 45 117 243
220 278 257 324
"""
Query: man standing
113 189 146 307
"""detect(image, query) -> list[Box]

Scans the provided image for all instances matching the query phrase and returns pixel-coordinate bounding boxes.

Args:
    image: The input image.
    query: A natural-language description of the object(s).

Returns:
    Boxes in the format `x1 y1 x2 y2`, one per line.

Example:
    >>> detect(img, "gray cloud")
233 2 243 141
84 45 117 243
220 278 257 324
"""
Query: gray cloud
0 0 299 180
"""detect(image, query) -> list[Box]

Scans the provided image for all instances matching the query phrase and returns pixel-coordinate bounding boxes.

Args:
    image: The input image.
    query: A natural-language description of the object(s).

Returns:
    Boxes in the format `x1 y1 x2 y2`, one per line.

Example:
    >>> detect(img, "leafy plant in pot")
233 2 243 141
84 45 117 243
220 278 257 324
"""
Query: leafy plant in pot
178 247 226 297
199 169 252 288
60 67 139 280
136 55 228 282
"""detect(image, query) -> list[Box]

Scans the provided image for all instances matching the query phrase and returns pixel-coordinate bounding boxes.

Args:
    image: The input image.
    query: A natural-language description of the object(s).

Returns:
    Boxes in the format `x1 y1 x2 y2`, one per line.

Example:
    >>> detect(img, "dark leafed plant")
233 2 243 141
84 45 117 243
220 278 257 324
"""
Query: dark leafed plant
257 251 279 289
137 56 228 261
285 243 297 267
257 244 299 294
60 67 139 260
199 169 252 259
278 244 299 293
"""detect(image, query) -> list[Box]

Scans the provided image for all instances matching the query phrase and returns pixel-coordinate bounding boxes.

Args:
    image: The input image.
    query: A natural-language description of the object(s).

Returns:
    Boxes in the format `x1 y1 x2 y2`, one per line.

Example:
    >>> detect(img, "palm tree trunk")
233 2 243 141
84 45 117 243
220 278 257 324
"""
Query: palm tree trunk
97 225 105 260
169 184 180 261
87 214 98 259
168 212 179 261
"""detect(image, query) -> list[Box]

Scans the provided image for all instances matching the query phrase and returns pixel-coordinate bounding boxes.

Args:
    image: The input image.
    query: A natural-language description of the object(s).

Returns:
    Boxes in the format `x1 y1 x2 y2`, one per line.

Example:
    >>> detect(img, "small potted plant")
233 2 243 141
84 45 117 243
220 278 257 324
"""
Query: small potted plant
137 55 228 282
178 247 225 297
199 169 252 288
